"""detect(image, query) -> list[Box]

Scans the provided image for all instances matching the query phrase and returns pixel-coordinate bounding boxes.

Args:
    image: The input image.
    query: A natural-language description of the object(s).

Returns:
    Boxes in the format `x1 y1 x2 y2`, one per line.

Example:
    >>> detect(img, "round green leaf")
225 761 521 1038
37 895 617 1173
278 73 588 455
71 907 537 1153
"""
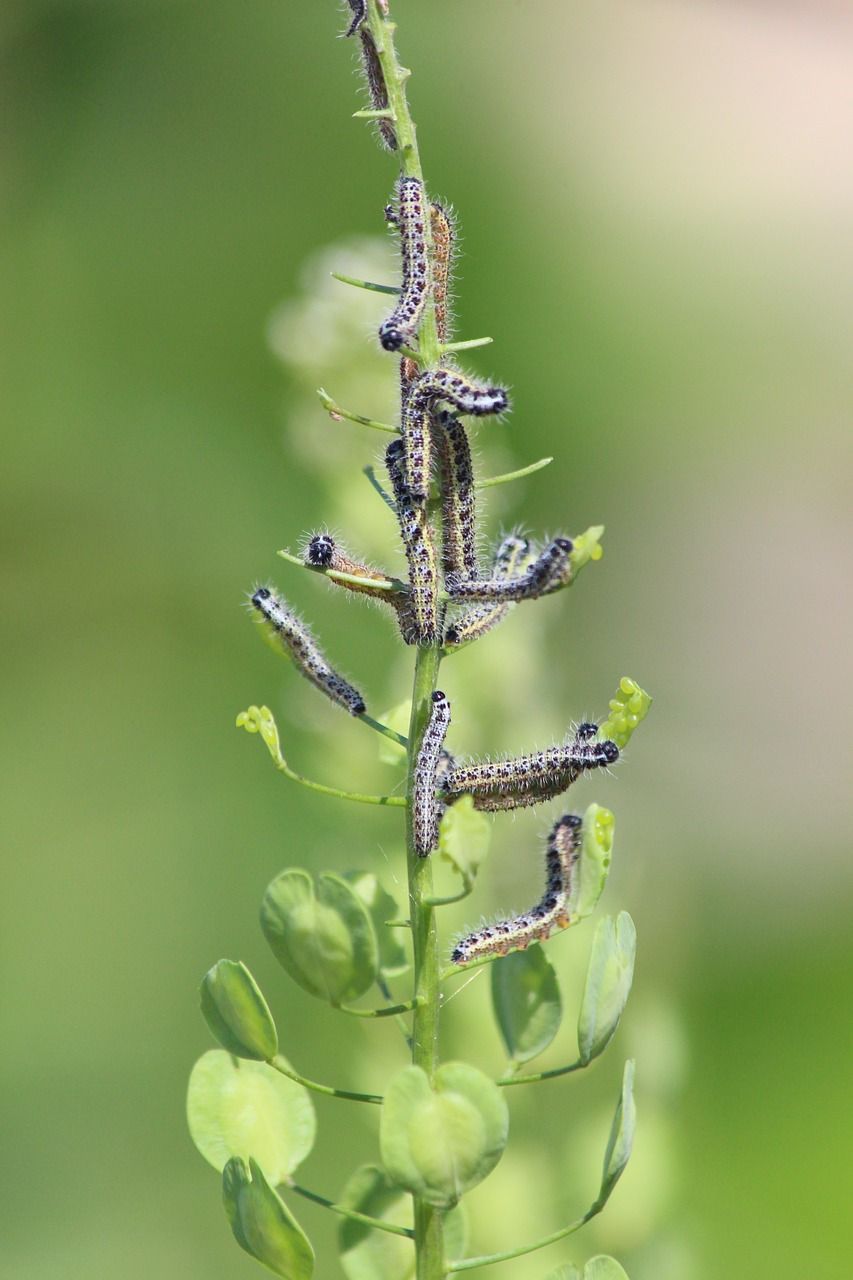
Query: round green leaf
223 1157 314 1279
543 1267 581 1280
491 944 562 1066
381 1062 509 1208
568 804 615 922
578 913 636 1066
261 869 378 1004
584 1259 630 1280
599 1059 636 1203
438 795 491 884
187 1050 316 1183
338 1164 467 1280
200 959 278 1060
343 871 409 978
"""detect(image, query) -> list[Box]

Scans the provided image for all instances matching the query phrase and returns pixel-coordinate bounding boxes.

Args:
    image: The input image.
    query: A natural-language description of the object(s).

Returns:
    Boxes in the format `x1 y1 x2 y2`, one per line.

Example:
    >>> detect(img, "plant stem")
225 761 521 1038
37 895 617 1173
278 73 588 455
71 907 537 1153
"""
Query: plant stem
496 1059 584 1087
288 1182 415 1239
366 1 445 1272
446 1204 602 1272
268 1054 382 1105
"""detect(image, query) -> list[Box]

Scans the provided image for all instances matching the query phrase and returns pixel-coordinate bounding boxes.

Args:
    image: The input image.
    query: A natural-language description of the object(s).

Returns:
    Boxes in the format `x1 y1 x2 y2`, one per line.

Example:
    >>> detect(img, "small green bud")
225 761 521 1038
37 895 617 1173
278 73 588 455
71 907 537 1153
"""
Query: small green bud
237 705 285 767
598 677 652 750
569 525 605 575
200 959 278 1061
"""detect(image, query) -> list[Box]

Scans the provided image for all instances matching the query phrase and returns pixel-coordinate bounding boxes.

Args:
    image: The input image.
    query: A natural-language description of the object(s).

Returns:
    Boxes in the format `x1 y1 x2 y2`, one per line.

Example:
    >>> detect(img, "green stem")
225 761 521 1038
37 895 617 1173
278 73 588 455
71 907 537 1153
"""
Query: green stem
338 997 420 1018
317 387 398 434
446 1203 602 1272
268 1054 382 1105
288 1183 415 1240
425 884 472 907
331 270 400 294
476 457 553 489
441 337 493 354
497 1059 584 1087
273 757 406 808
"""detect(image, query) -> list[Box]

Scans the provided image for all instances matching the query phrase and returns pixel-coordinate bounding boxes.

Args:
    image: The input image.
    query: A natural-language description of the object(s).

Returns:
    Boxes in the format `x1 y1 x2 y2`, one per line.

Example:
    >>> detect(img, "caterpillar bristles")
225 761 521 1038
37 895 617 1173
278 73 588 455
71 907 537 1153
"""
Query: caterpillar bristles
446 536 572 603
435 411 477 578
410 367 509 418
385 439 440 645
413 690 452 857
444 534 534 647
430 200 457 346
451 814 583 964
249 585 366 716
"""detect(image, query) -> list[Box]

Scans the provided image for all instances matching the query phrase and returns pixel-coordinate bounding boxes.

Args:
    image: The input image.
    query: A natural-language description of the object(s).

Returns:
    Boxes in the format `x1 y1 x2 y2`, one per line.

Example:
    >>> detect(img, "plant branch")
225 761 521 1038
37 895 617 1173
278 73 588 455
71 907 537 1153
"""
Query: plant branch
338 996 420 1018
287 1182 415 1239
496 1059 584 1087
317 387 398 434
446 1203 602 1271
268 1054 382 1104
331 270 401 295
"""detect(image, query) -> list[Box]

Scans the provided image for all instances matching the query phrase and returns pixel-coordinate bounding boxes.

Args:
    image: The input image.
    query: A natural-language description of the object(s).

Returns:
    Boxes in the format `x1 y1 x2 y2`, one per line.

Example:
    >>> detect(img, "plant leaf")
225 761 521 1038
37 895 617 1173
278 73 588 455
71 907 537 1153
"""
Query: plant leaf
438 796 491 884
200 959 278 1060
599 1060 636 1204
343 870 409 978
261 868 378 1004
222 1156 314 1279
337 1164 466 1280
584 1258 630 1280
187 1050 316 1183
491 944 562 1066
578 913 636 1066
568 804 615 922
380 1062 509 1208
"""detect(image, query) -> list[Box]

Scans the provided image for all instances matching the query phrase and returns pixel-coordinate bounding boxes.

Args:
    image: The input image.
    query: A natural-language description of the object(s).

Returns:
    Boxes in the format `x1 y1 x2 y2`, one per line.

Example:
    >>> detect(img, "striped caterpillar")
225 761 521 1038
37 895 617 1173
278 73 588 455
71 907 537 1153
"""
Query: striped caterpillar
385 439 440 644
435 411 477 577
343 0 366 37
303 532 398 602
441 731 618 812
400 368 508 502
379 178 429 352
446 536 572 603
451 814 583 964
413 690 451 857
396 200 456 406
250 587 366 715
444 534 534 647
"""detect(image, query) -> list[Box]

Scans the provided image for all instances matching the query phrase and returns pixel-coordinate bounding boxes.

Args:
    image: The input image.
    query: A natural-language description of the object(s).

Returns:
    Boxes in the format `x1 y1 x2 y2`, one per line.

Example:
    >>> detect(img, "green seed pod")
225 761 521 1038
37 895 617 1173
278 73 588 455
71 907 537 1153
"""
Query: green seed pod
380 1062 509 1208
491 944 562 1067
200 959 278 1061
577 913 636 1066
567 803 616 922
599 1059 636 1203
222 1156 314 1280
261 868 379 1005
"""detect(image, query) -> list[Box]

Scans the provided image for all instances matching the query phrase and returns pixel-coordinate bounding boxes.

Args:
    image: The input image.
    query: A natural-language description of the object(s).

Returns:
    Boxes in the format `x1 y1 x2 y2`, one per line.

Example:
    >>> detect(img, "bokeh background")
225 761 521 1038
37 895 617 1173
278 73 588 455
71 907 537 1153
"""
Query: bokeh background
2 0 851 1277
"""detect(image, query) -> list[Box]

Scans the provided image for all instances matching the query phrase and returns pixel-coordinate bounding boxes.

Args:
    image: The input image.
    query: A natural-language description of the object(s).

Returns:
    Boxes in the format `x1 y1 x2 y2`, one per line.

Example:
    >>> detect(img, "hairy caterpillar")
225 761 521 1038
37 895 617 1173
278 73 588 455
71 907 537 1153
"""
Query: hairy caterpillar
357 29 398 151
413 690 452 857
250 587 366 715
444 534 533 647
379 177 429 351
303 532 398 602
430 201 456 345
446 536 572 603
451 814 583 964
410 367 509 418
385 439 439 644
343 0 366 37
441 735 618 811
435 411 477 577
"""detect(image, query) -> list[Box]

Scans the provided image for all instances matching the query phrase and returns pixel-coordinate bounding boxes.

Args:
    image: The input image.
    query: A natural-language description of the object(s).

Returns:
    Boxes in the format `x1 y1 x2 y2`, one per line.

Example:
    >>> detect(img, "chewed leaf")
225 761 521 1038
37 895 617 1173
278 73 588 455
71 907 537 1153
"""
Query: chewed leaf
343 870 409 978
338 1164 466 1280
568 803 615 922
381 1062 509 1208
438 796 491 884
598 678 651 751
578 913 636 1065
200 959 278 1060
491 945 562 1066
599 1060 636 1203
223 1157 314 1279
187 1051 315 1183
261 869 379 1004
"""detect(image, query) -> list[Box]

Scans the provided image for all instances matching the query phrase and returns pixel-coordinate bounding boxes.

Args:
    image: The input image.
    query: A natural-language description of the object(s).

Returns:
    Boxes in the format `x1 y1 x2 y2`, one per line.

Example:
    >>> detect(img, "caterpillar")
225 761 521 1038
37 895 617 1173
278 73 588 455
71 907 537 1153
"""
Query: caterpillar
430 201 456 345
379 177 429 351
303 532 399 603
441 736 618 812
446 536 572 603
385 439 440 644
451 814 583 964
413 690 452 857
357 30 398 151
444 534 533 647
343 0 366 37
434 411 477 576
250 587 366 716
410 367 509 418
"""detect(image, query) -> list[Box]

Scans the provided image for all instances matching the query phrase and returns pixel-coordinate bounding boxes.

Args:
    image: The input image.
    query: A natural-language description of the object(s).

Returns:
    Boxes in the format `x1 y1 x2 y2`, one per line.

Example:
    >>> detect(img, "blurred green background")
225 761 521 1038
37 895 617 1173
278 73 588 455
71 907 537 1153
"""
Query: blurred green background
2 0 851 1277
